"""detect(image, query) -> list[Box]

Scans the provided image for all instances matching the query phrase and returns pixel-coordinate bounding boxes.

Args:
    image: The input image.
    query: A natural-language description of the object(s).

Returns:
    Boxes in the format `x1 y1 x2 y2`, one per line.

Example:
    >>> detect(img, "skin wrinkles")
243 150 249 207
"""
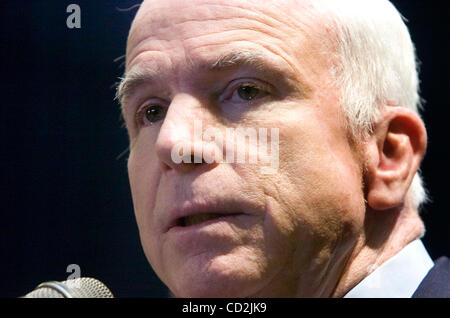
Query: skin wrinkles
122 50 305 110
126 1 305 65
189 40 310 96
121 47 311 144
122 32 317 145
126 2 319 83
126 41 300 107
125 0 426 298
122 1 320 106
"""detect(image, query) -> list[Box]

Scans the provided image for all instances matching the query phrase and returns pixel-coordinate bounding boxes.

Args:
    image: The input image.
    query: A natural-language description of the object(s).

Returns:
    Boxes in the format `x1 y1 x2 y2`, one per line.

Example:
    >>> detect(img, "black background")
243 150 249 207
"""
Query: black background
0 1 448 298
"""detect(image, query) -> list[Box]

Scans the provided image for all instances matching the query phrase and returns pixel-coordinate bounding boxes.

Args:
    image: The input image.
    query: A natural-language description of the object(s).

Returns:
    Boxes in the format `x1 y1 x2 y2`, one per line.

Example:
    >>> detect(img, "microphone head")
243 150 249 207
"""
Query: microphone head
23 277 114 298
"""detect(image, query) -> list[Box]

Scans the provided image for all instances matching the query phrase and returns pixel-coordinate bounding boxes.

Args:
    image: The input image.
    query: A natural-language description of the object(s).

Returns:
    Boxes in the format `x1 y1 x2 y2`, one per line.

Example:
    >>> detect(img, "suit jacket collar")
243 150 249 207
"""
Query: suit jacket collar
413 256 450 298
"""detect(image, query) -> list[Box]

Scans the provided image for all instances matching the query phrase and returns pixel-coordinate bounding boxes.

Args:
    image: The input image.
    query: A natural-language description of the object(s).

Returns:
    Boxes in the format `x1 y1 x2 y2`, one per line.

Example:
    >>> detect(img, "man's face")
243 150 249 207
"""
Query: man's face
123 0 366 297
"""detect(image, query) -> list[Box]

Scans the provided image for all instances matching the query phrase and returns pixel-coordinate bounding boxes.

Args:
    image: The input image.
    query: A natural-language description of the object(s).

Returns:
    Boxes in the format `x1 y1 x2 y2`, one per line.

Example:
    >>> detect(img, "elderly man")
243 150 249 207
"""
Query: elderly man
117 0 449 297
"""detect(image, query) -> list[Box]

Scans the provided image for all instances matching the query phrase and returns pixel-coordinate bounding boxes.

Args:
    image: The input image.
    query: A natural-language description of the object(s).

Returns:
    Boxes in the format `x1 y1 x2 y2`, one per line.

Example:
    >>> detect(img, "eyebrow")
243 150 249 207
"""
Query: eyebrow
116 50 303 106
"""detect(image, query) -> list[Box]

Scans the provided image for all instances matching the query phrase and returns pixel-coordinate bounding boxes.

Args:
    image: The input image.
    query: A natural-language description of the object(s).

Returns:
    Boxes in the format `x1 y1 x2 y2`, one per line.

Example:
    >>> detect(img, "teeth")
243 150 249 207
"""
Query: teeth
183 213 224 227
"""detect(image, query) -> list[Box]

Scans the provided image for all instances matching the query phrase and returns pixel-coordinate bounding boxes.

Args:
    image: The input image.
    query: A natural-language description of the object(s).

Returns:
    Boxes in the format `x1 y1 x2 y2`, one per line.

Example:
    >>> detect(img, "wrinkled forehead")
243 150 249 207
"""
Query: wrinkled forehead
125 0 324 71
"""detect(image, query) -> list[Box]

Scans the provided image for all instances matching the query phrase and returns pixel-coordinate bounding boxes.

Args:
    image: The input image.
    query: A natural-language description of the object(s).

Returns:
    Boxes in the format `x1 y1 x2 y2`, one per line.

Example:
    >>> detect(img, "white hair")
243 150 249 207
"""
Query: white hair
309 0 428 208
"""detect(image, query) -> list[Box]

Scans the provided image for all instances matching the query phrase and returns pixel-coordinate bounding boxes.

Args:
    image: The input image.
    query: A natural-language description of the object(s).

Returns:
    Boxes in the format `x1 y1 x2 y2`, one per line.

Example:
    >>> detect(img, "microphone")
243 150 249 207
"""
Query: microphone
22 277 114 298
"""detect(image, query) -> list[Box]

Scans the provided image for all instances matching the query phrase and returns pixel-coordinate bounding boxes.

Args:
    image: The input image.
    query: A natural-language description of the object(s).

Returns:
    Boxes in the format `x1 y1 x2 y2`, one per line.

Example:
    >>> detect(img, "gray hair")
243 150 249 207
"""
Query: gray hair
310 0 427 208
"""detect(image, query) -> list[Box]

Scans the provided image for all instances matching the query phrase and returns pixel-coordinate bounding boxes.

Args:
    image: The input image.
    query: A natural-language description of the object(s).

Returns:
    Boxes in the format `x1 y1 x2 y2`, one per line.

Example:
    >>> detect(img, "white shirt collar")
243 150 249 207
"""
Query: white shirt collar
344 239 434 298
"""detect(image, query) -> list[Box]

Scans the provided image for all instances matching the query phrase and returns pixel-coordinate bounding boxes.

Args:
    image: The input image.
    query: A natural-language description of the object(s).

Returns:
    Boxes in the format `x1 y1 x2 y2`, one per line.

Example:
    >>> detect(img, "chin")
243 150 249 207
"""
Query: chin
170 279 249 298
166 260 264 298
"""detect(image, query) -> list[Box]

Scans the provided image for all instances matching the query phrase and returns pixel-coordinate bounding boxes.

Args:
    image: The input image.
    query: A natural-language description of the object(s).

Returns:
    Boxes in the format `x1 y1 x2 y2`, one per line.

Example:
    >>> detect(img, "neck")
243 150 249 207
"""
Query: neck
331 201 425 298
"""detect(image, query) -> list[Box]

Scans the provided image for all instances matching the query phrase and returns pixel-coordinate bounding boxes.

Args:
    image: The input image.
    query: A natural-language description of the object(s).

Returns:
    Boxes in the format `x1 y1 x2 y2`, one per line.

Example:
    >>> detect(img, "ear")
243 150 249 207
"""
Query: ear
364 107 427 211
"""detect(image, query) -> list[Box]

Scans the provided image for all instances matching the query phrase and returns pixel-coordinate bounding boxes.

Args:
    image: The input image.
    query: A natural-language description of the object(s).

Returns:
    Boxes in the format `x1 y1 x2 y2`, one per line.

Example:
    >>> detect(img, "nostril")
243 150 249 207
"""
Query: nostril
159 160 172 172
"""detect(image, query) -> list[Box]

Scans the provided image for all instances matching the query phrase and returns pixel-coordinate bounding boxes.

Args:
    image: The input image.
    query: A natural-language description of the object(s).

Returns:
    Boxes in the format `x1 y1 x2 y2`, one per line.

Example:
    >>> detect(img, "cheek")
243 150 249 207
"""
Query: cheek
128 152 145 224
282 129 364 221
127 147 170 277
128 133 160 206
261 113 365 252
127 140 161 241
281 103 364 205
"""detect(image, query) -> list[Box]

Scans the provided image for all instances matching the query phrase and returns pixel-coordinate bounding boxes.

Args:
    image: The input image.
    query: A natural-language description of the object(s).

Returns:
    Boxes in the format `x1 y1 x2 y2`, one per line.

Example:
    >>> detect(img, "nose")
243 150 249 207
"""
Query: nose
155 94 218 173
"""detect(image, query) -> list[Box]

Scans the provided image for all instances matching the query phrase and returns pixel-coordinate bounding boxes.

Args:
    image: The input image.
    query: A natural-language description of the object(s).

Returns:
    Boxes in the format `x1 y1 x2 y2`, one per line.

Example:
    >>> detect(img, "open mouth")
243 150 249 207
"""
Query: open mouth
178 213 240 227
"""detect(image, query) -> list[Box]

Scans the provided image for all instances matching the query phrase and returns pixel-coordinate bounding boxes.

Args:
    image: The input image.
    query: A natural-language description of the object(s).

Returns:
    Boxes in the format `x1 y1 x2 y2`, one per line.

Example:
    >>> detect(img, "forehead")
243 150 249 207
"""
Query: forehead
126 0 326 71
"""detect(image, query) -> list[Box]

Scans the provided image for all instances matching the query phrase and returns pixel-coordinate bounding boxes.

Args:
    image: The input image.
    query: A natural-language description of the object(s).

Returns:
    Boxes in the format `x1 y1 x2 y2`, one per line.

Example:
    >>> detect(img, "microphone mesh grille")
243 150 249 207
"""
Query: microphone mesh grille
24 277 114 298
24 287 65 298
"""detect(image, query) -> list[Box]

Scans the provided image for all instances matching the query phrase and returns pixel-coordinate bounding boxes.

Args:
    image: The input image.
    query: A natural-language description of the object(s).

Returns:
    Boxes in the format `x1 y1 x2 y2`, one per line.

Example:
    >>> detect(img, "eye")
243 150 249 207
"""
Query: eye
136 104 167 127
225 81 271 104
236 85 261 100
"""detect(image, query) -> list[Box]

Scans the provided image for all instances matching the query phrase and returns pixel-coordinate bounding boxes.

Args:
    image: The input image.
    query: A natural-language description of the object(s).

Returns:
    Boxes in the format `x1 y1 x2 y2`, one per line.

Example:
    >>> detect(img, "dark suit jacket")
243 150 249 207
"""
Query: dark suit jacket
412 257 450 298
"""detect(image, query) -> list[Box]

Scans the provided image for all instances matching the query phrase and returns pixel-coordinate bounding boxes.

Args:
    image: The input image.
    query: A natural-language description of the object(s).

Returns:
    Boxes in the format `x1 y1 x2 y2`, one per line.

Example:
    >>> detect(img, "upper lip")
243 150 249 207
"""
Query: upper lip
166 199 244 232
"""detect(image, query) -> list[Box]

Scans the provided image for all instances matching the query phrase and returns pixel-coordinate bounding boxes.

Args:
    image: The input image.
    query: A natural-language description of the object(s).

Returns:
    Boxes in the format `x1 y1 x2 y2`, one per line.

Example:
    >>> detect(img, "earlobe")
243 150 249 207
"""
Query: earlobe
364 107 427 211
